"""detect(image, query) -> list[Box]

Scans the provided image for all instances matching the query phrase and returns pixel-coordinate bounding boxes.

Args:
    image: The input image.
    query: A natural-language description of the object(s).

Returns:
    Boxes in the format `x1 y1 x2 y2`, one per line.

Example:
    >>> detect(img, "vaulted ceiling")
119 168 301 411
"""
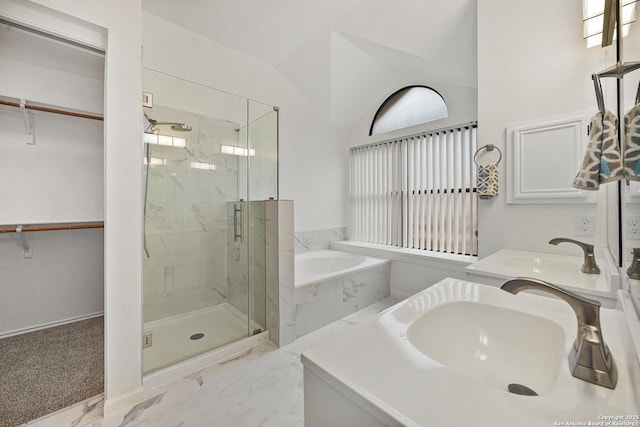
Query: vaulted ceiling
142 0 477 128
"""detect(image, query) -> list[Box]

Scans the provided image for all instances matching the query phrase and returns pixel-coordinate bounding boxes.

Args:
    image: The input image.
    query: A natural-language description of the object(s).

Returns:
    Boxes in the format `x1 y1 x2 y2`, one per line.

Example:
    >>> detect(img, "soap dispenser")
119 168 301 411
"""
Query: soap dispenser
627 248 640 279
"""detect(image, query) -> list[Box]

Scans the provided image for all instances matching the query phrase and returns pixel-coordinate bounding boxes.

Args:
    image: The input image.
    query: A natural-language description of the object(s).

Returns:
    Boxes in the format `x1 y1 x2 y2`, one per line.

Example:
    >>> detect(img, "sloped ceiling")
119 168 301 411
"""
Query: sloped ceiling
142 0 477 128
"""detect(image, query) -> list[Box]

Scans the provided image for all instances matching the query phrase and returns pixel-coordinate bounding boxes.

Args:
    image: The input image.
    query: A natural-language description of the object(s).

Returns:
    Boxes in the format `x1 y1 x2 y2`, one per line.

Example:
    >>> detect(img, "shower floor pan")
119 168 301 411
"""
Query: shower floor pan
143 303 260 373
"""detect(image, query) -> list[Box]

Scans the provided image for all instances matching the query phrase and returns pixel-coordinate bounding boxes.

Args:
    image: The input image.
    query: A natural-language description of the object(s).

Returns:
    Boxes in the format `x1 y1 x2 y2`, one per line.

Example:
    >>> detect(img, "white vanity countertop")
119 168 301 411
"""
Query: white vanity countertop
302 278 639 427
465 248 618 299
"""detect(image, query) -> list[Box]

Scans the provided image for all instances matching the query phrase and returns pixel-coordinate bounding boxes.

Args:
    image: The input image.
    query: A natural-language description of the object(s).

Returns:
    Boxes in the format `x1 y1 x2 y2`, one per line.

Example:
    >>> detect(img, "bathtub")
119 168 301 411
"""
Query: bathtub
296 250 381 286
294 250 390 338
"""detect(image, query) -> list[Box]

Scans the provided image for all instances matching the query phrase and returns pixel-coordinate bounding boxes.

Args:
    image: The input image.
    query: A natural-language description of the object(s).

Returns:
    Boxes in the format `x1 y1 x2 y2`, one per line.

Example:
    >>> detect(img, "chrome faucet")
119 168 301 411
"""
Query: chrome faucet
548 238 600 274
501 277 617 389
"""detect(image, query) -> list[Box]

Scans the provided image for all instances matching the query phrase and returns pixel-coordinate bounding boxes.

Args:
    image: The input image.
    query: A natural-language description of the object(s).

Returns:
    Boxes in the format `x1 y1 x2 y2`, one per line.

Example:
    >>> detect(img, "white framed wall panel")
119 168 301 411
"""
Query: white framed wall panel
625 181 640 202
507 114 596 204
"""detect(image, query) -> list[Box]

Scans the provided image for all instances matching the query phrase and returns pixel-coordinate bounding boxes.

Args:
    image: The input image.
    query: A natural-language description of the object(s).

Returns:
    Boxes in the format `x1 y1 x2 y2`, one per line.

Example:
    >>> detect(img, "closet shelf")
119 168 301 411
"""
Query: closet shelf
0 222 104 234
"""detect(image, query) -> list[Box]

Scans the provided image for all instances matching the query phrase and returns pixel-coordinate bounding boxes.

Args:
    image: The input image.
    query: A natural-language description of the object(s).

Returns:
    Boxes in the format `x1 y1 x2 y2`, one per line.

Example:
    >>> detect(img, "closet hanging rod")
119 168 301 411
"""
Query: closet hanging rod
0 100 103 121
597 61 640 78
0 222 104 234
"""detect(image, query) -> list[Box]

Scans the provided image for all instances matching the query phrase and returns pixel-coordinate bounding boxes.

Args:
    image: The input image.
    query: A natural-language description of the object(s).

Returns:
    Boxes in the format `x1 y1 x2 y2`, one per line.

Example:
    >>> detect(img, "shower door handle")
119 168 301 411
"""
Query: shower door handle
233 203 243 243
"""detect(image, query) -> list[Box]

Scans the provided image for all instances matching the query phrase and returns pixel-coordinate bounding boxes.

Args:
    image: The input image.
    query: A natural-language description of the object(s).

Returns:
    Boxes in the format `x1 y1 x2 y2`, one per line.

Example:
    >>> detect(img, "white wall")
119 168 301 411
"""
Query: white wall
0 107 104 224
347 82 478 148
0 229 103 336
142 12 350 233
477 0 617 258
3 0 145 409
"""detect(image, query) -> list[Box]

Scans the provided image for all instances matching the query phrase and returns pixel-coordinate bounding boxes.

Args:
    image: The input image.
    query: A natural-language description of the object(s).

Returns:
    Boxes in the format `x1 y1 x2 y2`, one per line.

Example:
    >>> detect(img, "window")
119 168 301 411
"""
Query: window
350 123 478 256
369 86 448 136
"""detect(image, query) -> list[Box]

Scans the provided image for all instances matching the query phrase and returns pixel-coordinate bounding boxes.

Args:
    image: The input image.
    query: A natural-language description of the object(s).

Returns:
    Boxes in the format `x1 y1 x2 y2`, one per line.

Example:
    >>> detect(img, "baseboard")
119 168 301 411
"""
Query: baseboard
103 386 145 417
0 311 104 339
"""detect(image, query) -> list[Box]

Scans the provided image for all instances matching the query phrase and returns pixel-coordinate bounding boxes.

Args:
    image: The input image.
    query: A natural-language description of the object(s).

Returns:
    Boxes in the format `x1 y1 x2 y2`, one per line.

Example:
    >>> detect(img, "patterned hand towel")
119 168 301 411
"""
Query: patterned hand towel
573 110 624 190
477 164 499 199
624 103 640 181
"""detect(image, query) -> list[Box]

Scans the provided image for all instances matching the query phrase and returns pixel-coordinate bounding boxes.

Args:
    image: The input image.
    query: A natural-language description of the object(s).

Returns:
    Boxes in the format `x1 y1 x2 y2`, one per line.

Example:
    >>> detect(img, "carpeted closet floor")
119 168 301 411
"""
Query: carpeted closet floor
0 316 103 427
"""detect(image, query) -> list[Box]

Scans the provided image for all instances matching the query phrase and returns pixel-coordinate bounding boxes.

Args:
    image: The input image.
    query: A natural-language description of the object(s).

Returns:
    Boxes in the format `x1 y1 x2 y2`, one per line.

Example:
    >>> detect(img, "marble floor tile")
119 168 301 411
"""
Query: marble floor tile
28 296 403 427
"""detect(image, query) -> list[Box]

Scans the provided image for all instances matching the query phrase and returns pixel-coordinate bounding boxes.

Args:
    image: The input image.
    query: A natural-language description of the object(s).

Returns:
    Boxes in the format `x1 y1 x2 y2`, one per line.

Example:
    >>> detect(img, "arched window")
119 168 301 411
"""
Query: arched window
353 86 477 256
369 86 448 136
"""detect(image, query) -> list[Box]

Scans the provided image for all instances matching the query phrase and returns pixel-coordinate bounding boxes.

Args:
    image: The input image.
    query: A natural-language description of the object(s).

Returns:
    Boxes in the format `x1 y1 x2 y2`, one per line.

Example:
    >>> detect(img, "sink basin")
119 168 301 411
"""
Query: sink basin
502 256 579 276
302 278 637 427
407 301 565 395
465 249 617 301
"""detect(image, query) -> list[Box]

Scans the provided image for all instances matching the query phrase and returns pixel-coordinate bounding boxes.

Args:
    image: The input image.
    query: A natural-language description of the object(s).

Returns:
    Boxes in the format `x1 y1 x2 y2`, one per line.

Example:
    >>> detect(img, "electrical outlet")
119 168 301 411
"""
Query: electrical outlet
574 214 595 237
626 216 640 239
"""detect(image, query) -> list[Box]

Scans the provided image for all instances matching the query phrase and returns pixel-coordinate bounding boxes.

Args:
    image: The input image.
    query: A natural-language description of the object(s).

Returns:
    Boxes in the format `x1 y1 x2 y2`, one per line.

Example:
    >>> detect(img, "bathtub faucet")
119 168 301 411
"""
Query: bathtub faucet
500 277 617 389
548 237 600 274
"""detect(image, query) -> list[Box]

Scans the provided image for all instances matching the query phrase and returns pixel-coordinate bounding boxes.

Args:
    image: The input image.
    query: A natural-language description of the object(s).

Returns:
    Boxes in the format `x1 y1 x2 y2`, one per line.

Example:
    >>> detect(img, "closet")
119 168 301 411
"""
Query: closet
0 20 105 426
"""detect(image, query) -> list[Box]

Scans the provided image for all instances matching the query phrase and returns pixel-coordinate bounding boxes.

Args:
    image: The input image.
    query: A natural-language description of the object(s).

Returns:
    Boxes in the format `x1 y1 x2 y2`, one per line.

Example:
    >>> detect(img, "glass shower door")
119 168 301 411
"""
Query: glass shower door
141 69 269 374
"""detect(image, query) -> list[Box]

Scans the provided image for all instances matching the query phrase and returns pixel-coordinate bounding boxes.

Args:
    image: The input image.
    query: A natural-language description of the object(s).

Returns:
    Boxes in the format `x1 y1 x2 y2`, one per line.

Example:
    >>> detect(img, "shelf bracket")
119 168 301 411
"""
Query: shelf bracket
16 226 32 258
20 99 35 145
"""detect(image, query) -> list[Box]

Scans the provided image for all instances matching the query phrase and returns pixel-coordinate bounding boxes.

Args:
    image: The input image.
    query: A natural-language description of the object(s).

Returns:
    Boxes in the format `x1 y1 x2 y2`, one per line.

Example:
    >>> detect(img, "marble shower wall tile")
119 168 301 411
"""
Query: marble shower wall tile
265 201 279 346
294 260 390 338
294 227 346 254
265 200 295 347
276 201 295 346
143 111 239 313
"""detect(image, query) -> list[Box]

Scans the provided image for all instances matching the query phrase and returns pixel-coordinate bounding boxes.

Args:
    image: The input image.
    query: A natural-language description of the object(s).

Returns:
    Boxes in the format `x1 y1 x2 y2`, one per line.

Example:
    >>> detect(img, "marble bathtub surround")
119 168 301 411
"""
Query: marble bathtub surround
294 227 347 254
295 255 390 338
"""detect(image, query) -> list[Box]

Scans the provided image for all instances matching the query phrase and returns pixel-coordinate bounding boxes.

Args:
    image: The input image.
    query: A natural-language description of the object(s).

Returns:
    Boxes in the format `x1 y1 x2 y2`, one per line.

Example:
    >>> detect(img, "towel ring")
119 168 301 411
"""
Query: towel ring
474 144 502 166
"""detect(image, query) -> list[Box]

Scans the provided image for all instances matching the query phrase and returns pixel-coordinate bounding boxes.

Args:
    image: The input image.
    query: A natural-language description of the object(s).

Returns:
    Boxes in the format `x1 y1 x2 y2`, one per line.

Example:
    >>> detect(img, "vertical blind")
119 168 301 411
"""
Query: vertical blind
350 122 478 256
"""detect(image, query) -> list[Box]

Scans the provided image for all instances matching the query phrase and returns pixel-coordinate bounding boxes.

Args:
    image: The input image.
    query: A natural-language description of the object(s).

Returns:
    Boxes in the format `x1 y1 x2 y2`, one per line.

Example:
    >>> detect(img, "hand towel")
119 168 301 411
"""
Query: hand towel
477 164 499 199
624 103 640 181
572 110 624 190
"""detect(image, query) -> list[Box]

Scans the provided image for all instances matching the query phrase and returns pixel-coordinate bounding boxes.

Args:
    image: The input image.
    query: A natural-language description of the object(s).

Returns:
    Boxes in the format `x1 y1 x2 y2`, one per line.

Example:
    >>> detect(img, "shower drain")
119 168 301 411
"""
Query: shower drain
507 383 538 396
190 333 205 340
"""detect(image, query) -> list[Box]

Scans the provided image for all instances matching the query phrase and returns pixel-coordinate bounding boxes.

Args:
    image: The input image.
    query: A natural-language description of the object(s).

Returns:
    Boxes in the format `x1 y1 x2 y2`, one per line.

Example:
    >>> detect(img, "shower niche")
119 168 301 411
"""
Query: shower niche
142 68 279 374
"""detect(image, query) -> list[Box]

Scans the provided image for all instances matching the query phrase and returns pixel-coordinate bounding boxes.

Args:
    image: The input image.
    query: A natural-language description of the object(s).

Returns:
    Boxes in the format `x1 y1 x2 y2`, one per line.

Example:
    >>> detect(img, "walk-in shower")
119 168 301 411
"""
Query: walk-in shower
142 68 278 374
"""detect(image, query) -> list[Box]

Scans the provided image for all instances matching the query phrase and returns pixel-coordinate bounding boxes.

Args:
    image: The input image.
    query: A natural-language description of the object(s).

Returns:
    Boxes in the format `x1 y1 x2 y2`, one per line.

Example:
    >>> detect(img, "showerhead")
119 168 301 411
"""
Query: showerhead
144 112 192 134
171 123 192 132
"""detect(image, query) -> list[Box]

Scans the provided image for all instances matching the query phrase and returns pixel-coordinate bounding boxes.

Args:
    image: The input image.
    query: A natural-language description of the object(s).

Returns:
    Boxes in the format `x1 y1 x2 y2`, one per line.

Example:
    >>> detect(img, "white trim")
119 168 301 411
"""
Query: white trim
507 114 595 204
331 240 476 269
0 0 106 50
0 311 103 339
